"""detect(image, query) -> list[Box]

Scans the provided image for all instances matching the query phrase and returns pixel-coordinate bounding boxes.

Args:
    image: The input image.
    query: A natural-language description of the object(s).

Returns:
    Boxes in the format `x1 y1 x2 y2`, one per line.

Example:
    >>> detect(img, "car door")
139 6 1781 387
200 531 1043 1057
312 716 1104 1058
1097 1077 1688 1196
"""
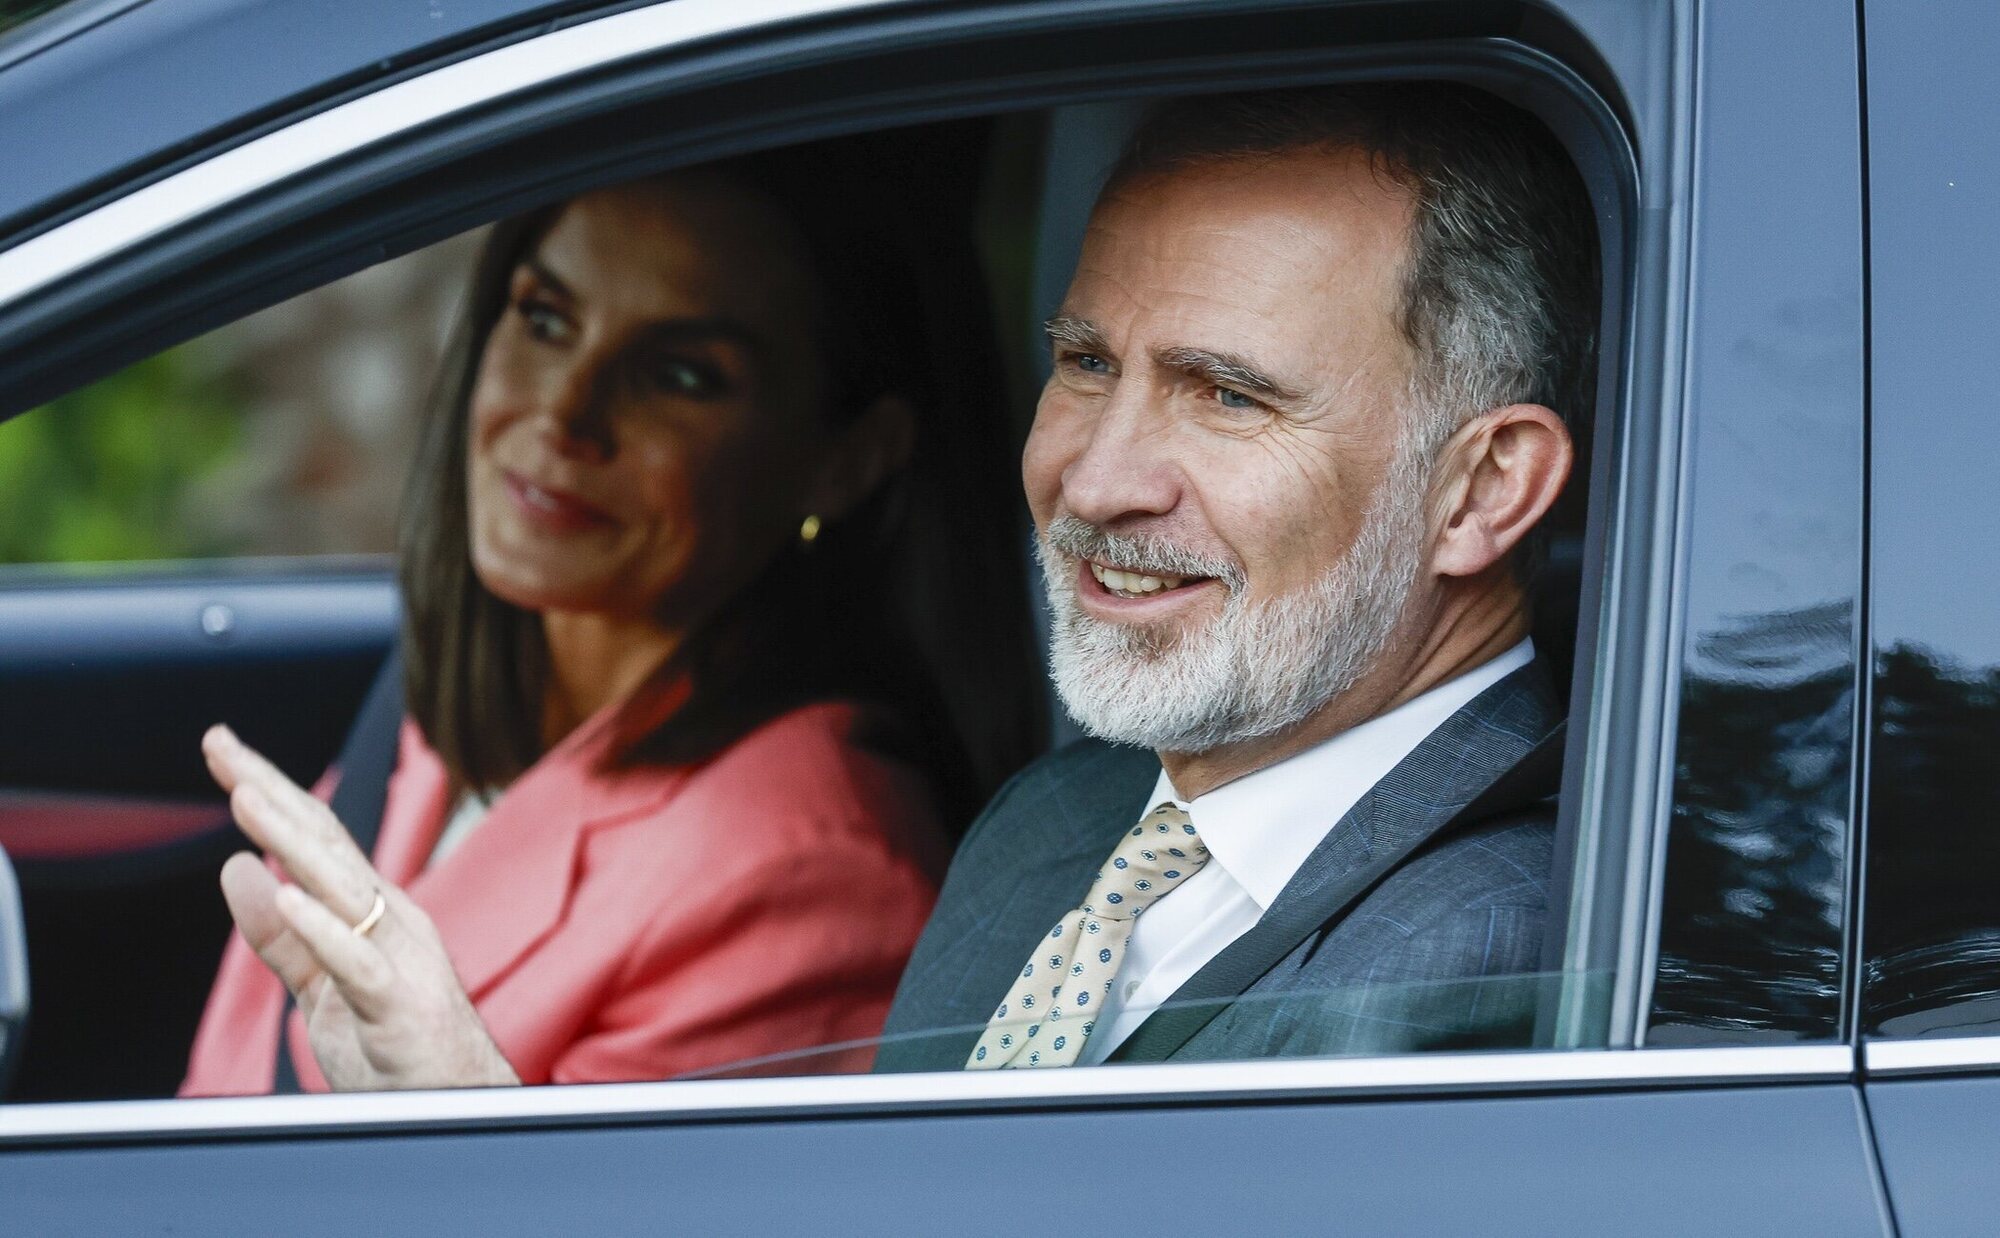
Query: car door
0 0 1894 1232
1853 1 2000 1234
0 0 408 1104
0 564 392 1102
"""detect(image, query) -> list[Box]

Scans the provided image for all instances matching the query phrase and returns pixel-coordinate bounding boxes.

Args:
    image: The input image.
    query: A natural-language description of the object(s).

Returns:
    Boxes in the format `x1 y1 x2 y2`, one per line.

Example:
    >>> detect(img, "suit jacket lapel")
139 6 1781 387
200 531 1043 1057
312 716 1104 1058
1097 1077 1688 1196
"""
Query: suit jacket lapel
1109 663 1564 1064
883 741 1158 1066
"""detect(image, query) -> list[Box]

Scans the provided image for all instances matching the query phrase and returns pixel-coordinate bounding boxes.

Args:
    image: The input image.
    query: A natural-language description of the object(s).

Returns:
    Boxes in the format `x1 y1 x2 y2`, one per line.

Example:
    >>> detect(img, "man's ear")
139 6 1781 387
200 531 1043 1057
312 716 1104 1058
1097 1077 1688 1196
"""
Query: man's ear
1429 404 1573 579
804 394 917 525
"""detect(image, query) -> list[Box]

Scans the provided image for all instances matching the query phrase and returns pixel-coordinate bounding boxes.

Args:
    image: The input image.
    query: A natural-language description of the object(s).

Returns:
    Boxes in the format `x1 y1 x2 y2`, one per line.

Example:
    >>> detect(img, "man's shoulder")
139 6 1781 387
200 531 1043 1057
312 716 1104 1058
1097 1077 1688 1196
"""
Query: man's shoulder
961 736 1159 844
930 735 1160 922
1009 734 1159 791
1371 805 1557 924
1322 802 1557 980
1192 806 1560 1062
1191 804 1559 1059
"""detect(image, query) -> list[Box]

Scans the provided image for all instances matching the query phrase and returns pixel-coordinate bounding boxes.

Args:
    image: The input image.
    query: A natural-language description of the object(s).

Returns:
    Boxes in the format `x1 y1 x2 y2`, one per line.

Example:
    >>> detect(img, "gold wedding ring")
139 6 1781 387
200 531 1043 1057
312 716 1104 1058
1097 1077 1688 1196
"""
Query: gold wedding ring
351 891 388 938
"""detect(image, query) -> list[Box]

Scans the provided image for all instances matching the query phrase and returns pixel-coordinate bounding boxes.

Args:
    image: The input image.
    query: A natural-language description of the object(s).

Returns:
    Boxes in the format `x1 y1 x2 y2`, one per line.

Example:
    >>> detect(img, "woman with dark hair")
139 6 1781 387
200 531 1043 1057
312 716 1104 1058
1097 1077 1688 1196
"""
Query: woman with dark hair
181 140 1040 1093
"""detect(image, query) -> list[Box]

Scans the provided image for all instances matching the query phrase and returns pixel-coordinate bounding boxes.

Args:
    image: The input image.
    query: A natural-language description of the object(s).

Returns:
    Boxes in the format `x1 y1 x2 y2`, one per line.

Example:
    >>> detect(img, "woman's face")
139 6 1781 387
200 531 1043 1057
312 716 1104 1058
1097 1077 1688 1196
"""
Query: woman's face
466 176 832 627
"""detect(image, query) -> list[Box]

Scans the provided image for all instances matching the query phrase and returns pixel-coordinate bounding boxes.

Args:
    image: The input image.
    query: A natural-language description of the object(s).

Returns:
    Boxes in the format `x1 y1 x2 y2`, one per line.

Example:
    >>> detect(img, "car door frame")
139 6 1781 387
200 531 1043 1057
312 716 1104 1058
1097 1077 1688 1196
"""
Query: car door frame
0 0 1892 1231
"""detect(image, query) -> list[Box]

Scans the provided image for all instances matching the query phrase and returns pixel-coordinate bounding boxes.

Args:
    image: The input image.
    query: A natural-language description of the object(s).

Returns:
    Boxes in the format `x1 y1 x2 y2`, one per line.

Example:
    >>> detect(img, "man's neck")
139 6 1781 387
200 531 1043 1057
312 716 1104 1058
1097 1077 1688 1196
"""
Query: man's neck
1159 593 1532 800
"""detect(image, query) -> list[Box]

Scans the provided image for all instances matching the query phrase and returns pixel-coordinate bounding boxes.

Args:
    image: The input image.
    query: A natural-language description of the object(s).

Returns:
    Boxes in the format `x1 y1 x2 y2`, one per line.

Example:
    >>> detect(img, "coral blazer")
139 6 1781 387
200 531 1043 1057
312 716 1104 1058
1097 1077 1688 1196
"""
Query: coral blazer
181 687 948 1094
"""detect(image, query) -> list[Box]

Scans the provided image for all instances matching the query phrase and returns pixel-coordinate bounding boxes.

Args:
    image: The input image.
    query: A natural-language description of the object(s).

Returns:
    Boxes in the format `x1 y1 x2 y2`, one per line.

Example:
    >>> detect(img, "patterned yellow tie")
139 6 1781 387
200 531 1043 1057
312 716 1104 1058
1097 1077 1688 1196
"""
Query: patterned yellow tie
966 802 1209 1069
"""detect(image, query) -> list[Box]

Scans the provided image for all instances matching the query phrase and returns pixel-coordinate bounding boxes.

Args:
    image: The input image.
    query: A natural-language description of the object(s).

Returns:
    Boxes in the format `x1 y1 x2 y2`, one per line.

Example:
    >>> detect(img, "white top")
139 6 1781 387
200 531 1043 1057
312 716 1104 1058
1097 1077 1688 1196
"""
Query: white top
1077 639 1537 1064
427 789 495 870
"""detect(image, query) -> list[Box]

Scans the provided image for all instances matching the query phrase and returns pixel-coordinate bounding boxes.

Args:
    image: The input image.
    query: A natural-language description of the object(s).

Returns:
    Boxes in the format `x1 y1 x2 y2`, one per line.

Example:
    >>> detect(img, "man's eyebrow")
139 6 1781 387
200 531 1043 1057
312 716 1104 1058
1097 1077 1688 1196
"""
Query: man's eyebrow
1155 345 1306 405
1043 314 1111 353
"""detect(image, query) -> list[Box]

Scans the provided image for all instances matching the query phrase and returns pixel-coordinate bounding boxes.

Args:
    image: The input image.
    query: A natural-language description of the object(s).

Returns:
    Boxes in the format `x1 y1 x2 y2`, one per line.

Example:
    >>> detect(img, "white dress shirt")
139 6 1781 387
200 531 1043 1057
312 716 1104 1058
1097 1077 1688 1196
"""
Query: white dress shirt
1077 639 1536 1064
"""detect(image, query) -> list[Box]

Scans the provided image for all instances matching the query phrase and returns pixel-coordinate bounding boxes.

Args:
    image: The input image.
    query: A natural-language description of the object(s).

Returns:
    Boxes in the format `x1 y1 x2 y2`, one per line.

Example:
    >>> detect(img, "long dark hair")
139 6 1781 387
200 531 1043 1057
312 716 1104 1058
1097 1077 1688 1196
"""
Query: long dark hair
398 131 1042 826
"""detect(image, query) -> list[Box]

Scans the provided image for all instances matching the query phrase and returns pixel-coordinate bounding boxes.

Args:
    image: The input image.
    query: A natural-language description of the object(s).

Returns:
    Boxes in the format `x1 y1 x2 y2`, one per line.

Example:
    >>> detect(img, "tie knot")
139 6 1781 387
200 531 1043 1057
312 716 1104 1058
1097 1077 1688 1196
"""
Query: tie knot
1081 801 1209 921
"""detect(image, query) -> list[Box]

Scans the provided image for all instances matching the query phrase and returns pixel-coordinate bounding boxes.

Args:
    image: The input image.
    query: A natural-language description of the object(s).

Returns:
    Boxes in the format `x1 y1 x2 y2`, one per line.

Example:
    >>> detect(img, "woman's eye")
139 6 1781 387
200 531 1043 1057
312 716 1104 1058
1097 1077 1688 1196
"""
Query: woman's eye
646 358 722 398
517 299 574 343
1216 387 1261 411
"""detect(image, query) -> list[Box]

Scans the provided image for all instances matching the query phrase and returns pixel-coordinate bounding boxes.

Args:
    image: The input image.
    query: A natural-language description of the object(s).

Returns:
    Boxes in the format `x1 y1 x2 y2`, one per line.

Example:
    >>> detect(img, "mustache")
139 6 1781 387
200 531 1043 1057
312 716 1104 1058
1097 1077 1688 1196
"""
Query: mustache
1041 514 1245 593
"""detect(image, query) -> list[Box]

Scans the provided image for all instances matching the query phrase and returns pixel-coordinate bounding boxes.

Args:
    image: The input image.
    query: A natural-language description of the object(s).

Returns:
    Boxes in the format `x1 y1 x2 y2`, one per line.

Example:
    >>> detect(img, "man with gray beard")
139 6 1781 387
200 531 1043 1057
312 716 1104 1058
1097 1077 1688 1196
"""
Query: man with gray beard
876 81 1596 1070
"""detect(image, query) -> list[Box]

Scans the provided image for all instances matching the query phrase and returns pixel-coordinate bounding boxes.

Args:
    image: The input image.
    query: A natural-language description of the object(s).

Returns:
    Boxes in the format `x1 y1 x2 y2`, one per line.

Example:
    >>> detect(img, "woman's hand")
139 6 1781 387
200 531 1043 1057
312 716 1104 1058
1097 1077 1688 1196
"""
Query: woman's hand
202 724 520 1091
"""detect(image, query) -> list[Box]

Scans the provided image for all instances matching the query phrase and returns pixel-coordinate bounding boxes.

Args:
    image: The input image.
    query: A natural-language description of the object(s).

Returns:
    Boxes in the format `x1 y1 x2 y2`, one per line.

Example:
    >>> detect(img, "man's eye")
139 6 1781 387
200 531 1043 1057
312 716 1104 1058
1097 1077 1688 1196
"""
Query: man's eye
1062 351 1110 375
1216 387 1260 411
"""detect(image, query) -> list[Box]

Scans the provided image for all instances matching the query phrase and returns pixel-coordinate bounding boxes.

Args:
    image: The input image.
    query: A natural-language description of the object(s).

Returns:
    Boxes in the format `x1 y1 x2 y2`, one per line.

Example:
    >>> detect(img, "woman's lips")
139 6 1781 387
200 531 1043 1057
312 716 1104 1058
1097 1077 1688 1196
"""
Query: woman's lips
501 469 615 534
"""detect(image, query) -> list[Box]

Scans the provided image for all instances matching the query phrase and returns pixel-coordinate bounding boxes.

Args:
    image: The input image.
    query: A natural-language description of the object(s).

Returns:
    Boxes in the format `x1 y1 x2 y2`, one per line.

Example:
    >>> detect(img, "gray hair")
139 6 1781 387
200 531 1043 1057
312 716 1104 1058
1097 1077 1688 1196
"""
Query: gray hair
1106 83 1599 465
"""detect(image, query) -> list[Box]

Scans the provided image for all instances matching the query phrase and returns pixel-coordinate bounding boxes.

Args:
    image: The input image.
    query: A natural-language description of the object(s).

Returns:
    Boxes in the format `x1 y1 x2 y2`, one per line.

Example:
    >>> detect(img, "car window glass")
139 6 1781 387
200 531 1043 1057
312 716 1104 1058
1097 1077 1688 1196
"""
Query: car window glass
2 98 1631 1112
1859 0 2000 1041
0 234 476 569
1641 1 1865 1047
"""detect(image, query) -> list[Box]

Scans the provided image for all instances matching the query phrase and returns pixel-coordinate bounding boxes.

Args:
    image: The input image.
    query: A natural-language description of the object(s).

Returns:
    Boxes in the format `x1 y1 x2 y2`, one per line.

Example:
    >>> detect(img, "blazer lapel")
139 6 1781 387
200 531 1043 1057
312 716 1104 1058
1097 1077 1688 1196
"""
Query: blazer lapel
1109 663 1564 1064
888 741 1159 1066
408 675 693 1001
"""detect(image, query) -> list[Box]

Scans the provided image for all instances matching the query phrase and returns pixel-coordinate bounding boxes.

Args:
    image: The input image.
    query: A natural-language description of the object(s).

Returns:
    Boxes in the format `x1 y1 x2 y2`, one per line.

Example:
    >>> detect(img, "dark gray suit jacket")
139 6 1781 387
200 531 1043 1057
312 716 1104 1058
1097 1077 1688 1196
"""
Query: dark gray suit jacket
874 663 1565 1072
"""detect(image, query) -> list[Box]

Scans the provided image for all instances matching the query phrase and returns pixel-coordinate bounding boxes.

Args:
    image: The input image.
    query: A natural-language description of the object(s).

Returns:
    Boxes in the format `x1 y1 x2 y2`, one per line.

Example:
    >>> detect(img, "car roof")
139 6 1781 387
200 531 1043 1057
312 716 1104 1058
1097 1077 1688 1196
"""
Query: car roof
0 0 605 242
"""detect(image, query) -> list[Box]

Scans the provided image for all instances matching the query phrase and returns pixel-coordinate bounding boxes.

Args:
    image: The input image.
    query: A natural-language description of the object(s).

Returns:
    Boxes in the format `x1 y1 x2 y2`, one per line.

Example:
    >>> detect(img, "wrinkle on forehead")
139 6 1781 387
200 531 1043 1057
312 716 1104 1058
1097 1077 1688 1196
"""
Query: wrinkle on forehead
1069 151 1416 399
1091 148 1414 275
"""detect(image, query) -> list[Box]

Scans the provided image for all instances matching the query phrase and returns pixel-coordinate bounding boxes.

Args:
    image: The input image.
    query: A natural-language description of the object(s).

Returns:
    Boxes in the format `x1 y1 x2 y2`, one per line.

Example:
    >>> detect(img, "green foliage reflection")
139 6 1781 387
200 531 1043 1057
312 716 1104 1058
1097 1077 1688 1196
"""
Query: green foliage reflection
0 347 241 563
0 1 67 38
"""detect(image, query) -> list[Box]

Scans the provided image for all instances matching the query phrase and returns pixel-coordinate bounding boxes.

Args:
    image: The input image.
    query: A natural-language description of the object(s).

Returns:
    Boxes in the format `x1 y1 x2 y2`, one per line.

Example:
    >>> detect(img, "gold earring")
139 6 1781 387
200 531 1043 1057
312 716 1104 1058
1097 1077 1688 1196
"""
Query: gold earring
798 514 822 549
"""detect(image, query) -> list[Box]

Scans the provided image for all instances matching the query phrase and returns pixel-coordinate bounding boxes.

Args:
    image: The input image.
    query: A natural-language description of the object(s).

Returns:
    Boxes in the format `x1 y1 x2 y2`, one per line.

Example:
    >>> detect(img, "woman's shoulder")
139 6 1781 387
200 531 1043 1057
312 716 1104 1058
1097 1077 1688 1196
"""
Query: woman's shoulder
724 697 909 757
656 698 948 859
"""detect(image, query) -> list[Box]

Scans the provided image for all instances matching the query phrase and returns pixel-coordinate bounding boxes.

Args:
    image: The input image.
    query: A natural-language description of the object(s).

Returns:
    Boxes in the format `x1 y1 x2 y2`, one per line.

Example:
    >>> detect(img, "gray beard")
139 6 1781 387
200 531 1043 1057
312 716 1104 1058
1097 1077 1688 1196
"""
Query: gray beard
1037 444 1429 755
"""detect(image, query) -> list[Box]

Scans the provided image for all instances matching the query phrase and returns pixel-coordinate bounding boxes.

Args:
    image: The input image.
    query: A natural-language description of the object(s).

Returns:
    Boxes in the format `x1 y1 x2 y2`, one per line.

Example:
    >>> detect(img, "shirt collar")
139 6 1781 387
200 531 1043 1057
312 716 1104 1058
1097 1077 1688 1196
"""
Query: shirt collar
1145 639 1536 910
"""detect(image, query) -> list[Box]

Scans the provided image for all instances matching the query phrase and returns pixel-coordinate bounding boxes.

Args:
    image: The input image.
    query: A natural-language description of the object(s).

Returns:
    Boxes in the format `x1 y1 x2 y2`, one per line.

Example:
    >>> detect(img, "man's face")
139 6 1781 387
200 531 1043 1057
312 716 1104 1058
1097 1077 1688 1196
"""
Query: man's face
1023 148 1432 752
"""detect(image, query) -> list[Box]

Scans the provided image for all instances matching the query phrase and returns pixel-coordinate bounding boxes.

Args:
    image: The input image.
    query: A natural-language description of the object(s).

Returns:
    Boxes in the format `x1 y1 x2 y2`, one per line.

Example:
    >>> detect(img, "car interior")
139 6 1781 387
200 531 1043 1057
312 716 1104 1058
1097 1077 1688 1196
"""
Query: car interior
0 78 1612 1103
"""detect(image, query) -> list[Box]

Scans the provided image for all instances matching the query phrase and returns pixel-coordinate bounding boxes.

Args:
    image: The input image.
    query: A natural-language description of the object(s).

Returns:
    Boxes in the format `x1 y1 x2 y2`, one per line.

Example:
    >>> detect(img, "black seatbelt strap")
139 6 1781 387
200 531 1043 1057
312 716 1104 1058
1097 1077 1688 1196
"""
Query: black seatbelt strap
272 649 404 1094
